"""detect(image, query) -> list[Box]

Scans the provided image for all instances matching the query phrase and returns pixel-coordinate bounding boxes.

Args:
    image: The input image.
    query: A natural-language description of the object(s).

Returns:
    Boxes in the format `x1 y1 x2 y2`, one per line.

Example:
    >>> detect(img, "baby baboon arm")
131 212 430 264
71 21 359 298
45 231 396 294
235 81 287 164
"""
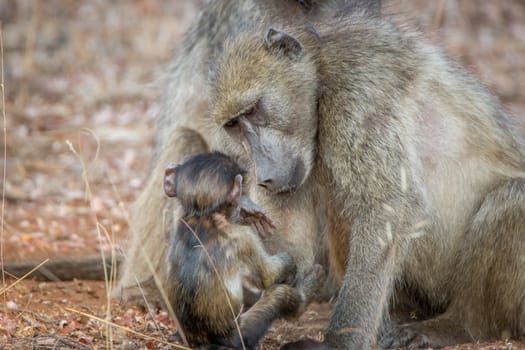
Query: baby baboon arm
242 248 296 290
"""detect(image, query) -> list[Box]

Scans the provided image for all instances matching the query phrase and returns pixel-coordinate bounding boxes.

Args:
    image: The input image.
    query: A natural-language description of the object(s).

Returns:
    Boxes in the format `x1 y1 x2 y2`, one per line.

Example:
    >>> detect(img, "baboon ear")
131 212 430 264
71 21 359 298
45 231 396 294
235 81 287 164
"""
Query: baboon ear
264 28 304 60
164 163 179 197
229 174 243 207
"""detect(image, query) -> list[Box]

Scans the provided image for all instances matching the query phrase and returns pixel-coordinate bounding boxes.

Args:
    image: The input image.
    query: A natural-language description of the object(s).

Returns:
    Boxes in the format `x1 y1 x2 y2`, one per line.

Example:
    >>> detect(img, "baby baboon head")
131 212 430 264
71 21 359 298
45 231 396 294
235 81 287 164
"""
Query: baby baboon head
164 152 245 217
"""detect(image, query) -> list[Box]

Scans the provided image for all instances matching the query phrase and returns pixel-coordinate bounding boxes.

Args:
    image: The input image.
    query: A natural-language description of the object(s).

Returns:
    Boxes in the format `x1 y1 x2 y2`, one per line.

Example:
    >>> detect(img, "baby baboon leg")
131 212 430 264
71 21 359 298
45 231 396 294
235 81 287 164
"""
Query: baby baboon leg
278 264 326 326
226 284 302 349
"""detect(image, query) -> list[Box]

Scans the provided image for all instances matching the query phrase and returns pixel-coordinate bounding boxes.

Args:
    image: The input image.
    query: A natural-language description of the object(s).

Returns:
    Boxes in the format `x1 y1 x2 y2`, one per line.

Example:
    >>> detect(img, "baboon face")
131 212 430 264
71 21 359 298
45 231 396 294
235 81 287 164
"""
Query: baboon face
212 29 318 194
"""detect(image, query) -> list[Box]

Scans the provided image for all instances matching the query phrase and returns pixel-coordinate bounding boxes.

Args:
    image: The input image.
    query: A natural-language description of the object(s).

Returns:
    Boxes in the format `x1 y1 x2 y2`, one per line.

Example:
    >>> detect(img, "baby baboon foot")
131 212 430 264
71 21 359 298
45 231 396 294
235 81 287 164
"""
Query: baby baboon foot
280 338 332 350
299 264 326 303
379 320 470 349
265 284 302 318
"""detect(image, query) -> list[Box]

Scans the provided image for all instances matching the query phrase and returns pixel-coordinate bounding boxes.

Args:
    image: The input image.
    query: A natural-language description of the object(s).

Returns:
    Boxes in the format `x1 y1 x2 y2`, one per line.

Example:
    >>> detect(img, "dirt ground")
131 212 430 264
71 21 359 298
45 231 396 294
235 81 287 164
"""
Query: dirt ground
1 1 525 349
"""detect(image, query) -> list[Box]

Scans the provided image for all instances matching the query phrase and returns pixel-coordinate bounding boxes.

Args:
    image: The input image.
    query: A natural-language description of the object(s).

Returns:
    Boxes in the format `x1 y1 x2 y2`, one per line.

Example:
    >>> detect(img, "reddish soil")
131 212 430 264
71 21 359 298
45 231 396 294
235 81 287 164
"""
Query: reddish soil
1 1 525 349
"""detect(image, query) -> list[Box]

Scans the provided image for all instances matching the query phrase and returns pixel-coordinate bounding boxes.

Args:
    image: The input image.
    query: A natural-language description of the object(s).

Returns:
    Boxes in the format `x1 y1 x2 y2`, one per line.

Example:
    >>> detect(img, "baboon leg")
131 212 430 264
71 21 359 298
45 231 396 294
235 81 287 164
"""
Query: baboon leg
215 266 326 349
221 284 303 350
381 178 525 349
113 127 208 306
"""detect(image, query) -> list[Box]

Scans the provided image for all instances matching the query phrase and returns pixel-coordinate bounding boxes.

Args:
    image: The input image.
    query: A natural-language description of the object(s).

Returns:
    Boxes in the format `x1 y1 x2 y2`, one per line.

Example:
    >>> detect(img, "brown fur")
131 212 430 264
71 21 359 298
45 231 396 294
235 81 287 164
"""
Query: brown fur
114 0 377 308
210 12 525 350
164 152 323 349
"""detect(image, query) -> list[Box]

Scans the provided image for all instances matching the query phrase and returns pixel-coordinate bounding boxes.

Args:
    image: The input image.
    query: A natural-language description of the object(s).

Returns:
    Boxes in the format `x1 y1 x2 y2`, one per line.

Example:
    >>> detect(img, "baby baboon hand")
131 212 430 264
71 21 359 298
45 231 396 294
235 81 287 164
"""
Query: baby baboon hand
239 195 275 238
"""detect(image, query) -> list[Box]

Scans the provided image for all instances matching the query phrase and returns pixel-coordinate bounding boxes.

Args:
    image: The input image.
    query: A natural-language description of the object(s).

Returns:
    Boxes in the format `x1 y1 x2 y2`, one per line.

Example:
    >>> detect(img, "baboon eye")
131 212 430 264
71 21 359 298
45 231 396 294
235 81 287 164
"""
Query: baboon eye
224 117 239 129
224 105 256 130
242 106 255 118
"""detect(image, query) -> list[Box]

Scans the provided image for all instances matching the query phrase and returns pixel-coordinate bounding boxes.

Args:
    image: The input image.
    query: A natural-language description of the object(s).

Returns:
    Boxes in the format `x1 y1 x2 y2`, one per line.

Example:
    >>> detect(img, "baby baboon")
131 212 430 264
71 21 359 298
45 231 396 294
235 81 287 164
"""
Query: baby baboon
210 12 525 350
164 152 323 349
115 0 381 308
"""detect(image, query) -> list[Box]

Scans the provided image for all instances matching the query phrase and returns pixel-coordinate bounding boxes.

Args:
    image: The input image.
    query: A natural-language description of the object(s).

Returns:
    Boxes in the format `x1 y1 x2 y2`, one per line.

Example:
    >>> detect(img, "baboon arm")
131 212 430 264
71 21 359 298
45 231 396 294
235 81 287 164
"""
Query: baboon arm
224 284 302 349
326 204 414 348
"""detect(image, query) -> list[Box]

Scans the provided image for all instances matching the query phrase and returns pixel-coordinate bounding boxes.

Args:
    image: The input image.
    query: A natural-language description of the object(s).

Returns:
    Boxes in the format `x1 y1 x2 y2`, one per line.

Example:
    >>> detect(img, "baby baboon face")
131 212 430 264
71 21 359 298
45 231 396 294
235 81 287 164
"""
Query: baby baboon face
212 29 319 194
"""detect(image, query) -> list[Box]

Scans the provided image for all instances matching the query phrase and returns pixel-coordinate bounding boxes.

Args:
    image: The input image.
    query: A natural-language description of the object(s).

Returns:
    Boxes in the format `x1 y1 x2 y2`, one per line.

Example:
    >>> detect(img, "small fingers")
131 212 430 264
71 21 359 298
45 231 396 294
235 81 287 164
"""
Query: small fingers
262 220 274 236
255 220 266 238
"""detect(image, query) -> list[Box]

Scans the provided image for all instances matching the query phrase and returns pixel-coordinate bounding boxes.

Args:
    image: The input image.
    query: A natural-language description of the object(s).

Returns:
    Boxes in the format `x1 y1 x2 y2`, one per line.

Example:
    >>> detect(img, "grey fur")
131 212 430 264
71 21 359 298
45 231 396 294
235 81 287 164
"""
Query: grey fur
210 12 525 350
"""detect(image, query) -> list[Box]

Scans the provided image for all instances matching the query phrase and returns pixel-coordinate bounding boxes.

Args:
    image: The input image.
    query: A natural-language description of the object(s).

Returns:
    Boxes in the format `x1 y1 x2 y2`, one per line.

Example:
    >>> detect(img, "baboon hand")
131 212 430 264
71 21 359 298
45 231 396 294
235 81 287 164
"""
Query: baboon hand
239 195 275 238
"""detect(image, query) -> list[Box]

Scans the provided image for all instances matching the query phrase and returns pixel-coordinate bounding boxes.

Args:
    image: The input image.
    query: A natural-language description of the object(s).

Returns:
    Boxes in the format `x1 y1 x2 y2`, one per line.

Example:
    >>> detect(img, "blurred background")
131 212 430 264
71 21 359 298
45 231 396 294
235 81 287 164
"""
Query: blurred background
1 0 524 263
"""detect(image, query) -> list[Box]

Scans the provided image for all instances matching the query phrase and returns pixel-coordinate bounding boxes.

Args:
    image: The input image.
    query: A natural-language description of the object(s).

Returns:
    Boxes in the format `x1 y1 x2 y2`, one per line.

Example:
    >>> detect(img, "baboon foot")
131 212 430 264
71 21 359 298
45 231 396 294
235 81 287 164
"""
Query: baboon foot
280 338 332 350
379 317 472 349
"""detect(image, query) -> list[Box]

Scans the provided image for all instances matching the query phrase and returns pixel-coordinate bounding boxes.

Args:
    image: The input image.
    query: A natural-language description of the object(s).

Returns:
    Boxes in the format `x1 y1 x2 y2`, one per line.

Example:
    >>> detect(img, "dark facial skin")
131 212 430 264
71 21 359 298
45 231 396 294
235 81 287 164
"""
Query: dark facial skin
222 102 310 194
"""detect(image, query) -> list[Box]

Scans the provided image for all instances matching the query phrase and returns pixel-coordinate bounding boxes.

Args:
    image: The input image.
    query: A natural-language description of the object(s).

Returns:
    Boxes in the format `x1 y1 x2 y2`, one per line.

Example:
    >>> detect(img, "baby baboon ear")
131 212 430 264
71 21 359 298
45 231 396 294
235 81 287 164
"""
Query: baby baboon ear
229 174 243 207
264 28 304 60
164 163 179 197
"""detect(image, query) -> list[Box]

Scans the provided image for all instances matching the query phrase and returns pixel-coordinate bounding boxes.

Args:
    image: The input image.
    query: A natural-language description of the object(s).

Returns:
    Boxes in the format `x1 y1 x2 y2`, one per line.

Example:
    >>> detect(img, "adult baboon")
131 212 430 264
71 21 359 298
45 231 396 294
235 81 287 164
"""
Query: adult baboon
115 0 381 308
209 11 525 350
